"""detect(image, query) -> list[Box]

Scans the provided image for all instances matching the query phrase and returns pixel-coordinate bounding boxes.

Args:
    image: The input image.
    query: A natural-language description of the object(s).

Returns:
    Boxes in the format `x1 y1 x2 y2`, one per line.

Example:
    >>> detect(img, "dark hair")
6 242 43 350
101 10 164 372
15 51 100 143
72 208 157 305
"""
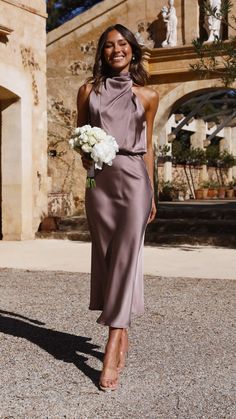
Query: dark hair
88 24 149 93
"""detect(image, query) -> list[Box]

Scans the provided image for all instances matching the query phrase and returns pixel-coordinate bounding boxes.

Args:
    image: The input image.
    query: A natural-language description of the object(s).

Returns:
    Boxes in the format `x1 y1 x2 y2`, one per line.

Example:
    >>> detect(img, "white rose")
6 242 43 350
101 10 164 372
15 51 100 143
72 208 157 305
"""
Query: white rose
77 125 91 135
69 138 75 148
91 127 107 141
81 143 93 154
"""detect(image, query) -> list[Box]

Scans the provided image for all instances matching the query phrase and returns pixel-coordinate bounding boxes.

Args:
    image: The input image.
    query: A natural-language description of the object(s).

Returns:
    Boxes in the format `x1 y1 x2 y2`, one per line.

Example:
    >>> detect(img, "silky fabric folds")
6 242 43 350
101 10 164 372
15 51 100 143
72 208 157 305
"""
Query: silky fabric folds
85 73 153 328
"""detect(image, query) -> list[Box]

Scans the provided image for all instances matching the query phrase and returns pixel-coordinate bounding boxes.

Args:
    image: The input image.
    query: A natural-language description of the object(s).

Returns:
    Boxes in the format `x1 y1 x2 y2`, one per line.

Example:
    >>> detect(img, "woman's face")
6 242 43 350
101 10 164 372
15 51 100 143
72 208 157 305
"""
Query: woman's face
103 29 133 73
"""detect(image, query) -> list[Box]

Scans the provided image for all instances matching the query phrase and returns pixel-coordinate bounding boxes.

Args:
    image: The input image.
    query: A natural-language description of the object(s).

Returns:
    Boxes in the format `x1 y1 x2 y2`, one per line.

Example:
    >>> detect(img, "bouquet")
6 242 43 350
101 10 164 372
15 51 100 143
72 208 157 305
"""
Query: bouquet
69 125 119 188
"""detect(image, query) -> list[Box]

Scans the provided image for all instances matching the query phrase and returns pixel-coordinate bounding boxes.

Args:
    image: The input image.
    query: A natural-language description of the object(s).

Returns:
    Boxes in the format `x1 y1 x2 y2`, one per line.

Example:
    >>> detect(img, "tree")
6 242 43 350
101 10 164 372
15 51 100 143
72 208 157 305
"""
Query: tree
191 0 236 86
46 0 103 32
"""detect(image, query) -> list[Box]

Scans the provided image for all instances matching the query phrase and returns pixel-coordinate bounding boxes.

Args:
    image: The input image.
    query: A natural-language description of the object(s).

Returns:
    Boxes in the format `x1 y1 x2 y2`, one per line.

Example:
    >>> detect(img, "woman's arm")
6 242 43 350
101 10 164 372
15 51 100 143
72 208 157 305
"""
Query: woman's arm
76 83 93 169
76 83 93 127
143 88 159 189
143 87 159 222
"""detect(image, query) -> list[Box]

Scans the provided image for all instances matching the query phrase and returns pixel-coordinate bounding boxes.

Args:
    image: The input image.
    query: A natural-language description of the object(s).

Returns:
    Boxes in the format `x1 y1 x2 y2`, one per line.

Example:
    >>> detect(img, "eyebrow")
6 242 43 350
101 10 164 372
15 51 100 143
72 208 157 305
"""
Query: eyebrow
105 39 127 44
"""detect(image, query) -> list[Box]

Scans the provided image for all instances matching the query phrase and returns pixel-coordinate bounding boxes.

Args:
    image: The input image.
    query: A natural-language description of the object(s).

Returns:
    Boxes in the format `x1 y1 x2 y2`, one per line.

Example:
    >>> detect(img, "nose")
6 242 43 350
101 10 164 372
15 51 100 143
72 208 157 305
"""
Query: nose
114 43 122 53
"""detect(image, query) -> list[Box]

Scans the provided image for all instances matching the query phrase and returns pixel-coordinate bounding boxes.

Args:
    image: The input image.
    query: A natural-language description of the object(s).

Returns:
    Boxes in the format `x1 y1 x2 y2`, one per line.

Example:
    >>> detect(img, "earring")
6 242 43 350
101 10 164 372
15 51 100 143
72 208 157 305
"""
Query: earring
132 55 135 61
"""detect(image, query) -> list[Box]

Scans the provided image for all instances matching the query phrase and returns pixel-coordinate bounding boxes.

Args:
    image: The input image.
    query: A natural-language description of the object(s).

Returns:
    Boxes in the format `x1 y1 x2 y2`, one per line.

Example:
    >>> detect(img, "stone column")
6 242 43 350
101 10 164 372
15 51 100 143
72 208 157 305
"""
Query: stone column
190 119 208 182
230 127 236 154
190 119 206 149
163 161 172 182
220 127 232 152
1 98 33 240
159 125 172 182
228 3 236 38
183 0 199 44
229 127 236 179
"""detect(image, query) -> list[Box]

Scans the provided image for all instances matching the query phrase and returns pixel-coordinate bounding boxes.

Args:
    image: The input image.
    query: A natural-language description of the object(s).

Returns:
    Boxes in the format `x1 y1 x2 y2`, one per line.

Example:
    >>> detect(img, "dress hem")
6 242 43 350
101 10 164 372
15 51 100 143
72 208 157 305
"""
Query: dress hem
89 306 144 328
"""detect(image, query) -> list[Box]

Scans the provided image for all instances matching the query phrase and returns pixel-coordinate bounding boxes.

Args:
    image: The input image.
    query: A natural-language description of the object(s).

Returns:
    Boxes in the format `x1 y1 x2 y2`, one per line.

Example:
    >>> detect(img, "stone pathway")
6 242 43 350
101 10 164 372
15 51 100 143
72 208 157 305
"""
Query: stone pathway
0 268 235 418
0 239 236 279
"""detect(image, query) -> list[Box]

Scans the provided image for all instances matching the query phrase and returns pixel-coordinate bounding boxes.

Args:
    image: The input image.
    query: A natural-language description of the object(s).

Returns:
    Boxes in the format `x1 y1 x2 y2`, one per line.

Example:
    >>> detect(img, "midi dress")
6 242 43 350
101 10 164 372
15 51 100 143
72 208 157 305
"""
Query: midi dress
85 72 153 328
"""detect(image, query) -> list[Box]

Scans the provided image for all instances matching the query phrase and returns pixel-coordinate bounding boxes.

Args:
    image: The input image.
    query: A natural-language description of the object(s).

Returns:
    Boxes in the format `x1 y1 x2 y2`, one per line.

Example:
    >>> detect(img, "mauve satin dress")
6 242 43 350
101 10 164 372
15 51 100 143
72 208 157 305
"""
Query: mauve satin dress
85 73 153 328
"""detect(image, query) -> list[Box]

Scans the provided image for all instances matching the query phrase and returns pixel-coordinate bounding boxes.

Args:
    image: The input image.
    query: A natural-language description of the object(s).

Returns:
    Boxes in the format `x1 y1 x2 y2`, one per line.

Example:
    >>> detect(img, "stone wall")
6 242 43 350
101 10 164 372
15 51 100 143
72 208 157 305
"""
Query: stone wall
46 0 188 214
47 0 236 213
0 0 47 239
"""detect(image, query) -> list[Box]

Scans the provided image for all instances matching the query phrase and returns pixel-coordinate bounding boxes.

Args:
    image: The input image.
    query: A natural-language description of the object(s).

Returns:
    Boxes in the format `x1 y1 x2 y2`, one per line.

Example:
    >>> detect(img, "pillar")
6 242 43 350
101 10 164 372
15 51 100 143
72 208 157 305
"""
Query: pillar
183 0 199 44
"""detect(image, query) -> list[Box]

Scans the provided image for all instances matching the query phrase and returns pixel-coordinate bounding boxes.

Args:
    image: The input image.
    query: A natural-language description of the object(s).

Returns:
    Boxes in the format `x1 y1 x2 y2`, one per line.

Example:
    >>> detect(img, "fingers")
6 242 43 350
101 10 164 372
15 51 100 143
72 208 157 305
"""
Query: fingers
147 203 157 224
81 155 93 170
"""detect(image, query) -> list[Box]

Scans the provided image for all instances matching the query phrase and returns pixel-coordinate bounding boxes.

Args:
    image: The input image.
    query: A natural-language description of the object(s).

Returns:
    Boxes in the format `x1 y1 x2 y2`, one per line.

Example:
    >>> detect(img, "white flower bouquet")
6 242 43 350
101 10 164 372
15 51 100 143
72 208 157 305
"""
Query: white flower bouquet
69 124 119 188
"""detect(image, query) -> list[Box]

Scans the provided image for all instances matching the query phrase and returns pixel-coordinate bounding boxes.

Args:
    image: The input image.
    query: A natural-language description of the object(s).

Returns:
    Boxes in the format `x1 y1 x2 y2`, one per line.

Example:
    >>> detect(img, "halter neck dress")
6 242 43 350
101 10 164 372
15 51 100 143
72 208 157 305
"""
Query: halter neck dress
85 73 153 328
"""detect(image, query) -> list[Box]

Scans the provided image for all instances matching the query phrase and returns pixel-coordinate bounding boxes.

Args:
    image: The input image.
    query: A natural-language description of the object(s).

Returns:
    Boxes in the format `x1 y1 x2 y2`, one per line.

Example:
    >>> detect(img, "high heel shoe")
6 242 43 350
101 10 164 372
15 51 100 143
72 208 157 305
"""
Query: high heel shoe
99 369 119 392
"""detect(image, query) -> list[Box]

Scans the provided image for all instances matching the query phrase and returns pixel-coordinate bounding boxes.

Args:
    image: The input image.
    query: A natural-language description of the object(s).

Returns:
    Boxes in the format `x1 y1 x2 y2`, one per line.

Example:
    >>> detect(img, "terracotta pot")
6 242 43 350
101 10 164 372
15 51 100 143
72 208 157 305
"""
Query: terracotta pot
226 189 234 199
218 187 226 199
208 188 218 199
202 188 209 199
195 189 204 199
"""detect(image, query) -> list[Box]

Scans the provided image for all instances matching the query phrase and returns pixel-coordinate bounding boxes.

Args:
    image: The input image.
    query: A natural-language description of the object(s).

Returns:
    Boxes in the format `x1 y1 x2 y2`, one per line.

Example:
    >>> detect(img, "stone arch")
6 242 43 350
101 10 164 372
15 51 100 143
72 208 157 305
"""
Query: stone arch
155 81 236 185
0 66 34 240
154 79 225 147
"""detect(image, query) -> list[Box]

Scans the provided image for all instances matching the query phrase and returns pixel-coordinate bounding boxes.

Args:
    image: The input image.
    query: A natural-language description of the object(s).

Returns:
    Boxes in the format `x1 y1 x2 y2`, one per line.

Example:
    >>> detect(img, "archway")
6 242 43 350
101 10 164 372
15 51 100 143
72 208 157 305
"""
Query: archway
0 86 22 239
156 86 236 199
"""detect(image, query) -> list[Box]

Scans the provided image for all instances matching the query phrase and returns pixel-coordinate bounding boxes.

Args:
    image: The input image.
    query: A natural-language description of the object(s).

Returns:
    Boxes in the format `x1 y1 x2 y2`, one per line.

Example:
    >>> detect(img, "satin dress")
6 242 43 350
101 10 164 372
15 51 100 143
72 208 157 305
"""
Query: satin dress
85 73 153 328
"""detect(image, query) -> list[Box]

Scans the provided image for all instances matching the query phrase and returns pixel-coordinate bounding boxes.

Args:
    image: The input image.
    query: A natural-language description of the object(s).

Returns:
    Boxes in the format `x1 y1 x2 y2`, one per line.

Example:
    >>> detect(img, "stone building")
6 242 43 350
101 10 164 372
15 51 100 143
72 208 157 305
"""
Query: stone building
47 0 236 214
0 0 48 239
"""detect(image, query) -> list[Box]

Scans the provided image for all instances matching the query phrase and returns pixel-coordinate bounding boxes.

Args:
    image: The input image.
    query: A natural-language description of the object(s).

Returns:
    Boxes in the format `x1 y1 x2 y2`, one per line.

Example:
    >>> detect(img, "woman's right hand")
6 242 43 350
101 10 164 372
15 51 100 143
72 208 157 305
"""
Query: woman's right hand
81 153 93 170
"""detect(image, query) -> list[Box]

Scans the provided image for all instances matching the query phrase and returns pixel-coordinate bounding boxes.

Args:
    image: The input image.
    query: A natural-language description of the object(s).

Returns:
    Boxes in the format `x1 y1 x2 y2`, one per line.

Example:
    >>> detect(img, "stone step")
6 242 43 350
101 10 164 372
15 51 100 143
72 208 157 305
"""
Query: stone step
36 229 236 248
57 216 236 235
58 216 89 232
157 202 236 220
144 233 236 247
36 201 236 247
36 230 91 241
146 219 236 234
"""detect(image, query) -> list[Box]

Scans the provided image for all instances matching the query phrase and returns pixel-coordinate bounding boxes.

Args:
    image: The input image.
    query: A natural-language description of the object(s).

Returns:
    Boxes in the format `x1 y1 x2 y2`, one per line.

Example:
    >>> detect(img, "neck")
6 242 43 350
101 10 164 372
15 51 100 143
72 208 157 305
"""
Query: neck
108 69 130 77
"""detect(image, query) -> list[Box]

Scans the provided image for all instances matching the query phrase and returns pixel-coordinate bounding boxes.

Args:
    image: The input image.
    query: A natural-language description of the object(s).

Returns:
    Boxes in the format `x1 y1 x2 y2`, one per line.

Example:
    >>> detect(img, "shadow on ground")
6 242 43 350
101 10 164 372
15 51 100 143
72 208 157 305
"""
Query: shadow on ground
0 310 103 386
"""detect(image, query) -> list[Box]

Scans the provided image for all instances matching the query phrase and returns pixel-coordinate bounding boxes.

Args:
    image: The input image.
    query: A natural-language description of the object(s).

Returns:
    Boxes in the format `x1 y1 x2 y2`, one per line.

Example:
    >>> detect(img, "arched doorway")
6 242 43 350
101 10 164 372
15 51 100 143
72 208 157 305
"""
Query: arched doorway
157 87 236 200
0 86 22 239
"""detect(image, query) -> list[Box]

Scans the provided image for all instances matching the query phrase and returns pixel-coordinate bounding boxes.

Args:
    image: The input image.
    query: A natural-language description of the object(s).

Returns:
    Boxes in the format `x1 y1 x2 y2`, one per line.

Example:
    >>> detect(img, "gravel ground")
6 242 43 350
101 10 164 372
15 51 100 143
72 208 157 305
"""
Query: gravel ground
0 268 235 419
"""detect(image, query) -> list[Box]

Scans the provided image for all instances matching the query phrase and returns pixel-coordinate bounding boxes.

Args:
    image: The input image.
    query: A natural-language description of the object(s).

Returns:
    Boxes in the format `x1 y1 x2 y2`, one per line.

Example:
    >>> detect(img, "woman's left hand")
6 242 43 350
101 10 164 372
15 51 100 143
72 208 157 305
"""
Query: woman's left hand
148 197 157 224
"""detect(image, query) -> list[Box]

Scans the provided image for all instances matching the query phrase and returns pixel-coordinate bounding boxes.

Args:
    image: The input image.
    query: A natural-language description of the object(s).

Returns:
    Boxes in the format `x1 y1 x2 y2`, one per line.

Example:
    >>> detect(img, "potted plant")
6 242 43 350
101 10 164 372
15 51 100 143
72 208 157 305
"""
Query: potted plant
218 184 226 199
208 180 219 199
233 178 236 197
189 148 207 167
199 180 210 199
158 144 171 163
195 186 204 200
172 179 188 201
219 150 236 170
158 181 176 201
226 181 235 199
206 145 219 168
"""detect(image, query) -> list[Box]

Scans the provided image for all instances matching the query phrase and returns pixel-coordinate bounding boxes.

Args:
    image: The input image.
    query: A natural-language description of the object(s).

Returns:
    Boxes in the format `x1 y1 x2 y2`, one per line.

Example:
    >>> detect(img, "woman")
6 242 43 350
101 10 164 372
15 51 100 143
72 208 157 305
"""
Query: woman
77 24 159 391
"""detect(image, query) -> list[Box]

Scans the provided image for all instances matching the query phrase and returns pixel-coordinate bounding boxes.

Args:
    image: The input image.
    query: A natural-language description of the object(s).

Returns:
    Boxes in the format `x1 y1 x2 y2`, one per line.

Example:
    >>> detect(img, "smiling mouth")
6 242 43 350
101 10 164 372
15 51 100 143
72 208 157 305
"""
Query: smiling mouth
111 56 125 61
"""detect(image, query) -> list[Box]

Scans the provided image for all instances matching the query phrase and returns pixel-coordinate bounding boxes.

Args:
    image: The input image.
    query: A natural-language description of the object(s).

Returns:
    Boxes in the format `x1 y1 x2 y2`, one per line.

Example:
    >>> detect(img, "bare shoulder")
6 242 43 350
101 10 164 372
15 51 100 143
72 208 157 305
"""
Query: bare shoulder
77 83 93 126
142 86 159 99
77 82 93 101
133 85 159 112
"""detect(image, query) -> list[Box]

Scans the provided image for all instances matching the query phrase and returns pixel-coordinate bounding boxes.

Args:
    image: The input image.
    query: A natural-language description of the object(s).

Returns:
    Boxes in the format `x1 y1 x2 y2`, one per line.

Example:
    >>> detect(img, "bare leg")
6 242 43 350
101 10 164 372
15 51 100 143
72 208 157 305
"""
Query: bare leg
117 328 129 372
99 327 123 391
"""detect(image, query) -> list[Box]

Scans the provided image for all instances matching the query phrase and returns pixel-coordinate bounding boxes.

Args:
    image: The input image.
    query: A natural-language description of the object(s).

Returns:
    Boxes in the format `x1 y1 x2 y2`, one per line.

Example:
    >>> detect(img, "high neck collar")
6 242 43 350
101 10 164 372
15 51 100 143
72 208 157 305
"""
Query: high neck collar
107 71 131 81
